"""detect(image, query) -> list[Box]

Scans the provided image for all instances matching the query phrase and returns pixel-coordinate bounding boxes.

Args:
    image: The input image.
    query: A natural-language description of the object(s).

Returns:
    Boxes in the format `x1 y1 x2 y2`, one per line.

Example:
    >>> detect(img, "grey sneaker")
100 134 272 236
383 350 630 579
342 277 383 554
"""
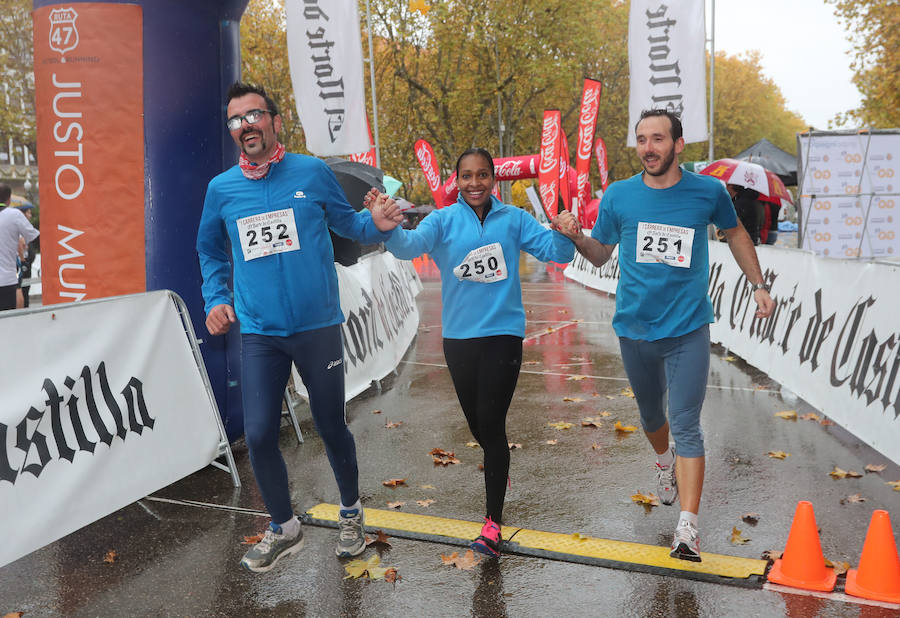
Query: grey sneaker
240 522 304 573
670 522 701 562
335 508 366 558
655 448 678 506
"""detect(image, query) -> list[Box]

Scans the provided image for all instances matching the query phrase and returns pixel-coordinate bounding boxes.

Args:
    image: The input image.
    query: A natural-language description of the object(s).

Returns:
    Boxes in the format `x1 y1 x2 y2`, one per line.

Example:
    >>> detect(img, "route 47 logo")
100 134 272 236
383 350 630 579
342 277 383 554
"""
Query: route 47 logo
49 7 79 55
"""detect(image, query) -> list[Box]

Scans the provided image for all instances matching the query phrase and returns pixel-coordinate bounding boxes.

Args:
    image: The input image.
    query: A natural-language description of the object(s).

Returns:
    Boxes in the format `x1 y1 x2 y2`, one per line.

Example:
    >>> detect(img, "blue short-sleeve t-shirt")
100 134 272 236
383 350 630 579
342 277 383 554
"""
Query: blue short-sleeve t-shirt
591 170 737 341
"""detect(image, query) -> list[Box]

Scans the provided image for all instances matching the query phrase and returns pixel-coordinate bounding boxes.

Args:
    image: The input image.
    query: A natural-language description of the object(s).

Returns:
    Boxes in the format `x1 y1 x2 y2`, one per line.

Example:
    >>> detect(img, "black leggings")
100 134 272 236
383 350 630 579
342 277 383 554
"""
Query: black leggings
443 335 523 523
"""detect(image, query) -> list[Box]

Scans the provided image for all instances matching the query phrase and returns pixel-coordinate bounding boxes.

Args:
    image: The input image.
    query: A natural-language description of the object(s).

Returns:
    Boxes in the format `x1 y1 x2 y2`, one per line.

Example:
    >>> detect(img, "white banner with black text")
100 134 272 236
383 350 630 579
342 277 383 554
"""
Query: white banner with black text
0 291 224 568
286 0 369 156
627 0 707 146
565 242 900 465
293 251 423 401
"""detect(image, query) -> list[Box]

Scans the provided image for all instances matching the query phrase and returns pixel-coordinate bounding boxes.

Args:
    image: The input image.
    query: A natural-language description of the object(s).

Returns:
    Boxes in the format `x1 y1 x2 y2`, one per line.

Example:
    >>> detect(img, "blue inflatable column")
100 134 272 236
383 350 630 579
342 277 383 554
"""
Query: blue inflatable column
33 0 250 441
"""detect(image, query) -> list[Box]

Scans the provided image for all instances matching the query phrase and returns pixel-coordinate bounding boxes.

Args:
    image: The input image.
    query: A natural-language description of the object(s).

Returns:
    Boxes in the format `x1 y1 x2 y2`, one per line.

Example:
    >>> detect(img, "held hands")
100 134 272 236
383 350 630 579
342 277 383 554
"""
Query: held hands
206 303 236 336
367 188 405 232
551 210 581 240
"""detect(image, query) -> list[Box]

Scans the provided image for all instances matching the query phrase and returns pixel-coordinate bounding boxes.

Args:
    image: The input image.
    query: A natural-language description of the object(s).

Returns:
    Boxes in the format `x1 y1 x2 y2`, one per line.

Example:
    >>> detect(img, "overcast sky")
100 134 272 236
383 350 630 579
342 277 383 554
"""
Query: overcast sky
708 0 862 129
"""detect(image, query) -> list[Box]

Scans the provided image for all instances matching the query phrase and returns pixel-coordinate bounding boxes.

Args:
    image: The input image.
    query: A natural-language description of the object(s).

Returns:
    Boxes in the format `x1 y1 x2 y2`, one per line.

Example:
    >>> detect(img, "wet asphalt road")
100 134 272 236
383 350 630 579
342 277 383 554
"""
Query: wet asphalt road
2 254 900 617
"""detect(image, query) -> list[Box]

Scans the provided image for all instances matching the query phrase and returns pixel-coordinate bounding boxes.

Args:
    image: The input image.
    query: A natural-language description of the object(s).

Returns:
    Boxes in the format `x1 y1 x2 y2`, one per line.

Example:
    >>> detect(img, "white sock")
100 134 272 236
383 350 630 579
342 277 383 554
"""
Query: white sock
277 515 301 538
656 446 675 467
678 511 698 528
340 499 362 514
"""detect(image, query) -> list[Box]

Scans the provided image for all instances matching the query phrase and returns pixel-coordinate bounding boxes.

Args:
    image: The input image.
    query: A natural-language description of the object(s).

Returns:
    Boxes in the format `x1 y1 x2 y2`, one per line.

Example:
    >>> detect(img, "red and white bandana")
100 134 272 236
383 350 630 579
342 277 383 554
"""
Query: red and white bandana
239 141 286 180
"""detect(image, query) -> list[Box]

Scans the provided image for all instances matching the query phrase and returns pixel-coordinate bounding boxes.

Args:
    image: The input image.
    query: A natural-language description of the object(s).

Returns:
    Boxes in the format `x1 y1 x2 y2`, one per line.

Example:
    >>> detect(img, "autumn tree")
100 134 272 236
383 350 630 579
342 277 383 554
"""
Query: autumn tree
827 0 900 128
240 0 308 154
681 50 808 165
0 0 36 167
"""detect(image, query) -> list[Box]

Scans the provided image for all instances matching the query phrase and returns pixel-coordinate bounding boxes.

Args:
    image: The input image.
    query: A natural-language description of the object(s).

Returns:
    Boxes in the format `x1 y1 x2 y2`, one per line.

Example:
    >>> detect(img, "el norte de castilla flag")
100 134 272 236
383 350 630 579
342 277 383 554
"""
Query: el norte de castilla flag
286 0 369 156
627 0 707 146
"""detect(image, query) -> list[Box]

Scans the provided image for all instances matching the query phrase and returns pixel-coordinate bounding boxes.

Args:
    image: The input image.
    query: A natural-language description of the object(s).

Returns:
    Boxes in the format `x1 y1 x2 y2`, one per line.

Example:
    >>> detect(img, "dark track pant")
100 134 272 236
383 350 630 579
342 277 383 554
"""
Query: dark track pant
443 335 523 523
241 325 358 523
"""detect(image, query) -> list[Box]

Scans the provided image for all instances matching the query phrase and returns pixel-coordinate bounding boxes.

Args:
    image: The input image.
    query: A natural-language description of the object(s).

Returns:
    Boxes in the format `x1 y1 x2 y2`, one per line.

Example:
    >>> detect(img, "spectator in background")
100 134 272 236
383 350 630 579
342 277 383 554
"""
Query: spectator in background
0 184 39 311
16 204 38 307
727 184 764 245
764 202 781 245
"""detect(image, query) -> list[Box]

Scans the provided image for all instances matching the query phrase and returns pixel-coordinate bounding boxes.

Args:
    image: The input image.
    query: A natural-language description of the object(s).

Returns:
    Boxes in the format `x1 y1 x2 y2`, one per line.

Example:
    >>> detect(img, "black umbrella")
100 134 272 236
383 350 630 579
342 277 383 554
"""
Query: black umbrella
325 158 385 212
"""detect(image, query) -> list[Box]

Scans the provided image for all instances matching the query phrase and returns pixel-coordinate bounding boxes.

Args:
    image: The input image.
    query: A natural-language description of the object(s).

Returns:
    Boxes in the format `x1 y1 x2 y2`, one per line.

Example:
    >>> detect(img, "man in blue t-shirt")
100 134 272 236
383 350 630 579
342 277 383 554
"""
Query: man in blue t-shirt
556 110 774 562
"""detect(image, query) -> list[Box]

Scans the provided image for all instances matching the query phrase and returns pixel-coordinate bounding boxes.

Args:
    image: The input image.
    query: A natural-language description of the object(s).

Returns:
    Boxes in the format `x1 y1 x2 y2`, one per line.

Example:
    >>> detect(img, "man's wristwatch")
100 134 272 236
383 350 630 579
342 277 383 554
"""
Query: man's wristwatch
752 282 770 292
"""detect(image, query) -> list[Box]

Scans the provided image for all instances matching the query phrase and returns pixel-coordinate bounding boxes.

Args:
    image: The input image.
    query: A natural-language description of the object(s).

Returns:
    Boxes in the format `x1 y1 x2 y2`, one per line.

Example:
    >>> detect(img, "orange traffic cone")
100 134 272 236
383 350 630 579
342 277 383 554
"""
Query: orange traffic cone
767 501 836 592
845 510 900 603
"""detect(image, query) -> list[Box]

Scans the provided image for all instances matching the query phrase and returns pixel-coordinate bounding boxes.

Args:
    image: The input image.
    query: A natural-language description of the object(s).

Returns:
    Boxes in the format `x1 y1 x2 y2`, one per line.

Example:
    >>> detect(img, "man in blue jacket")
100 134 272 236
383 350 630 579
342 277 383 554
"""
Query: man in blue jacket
197 82 403 573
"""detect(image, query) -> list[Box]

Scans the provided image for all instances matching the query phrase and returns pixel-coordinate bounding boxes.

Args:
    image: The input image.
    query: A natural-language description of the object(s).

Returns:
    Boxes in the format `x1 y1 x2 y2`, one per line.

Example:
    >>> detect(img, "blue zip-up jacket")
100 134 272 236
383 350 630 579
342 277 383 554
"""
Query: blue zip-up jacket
197 153 390 336
385 195 574 339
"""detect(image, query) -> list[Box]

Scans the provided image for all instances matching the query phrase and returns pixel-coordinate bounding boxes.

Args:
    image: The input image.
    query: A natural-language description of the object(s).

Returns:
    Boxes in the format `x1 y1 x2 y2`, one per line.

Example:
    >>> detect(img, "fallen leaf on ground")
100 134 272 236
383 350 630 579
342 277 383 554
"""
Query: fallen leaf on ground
416 499 435 507
631 491 659 512
799 412 821 421
581 417 603 428
605 395 616 400
344 554 397 580
761 549 782 561
420 484 435 490
242 533 265 545
615 421 638 433
887 480 900 491
591 443 602 450
371 409 382 414
384 421 403 429
387 501 405 509
730 527 750 545
566 375 588 381
824 558 850 576
592 392 601 397
548 421 574 430
545 327 555 333
742 513 760 525
4 613 25 618
545 439 559 445
563 397 585 403
620 387 635 398
365 530 392 547
383 478 407 488
103 550 117 563
819 418 835 426
430 447 460 466
508 442 522 450
724 355 736 362
599 411 612 417
383 568 401 584
775 410 797 420
477 464 484 471
441 549 482 571
767 451 791 460
465 441 480 448
840 494 865 504
571 532 589 541
864 463 886 474
829 466 862 479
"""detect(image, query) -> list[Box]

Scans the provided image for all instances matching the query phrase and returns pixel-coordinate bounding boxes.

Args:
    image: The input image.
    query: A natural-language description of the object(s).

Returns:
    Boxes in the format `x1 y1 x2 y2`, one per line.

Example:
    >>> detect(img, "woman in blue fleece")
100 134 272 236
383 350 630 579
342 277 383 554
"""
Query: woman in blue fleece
378 148 576 556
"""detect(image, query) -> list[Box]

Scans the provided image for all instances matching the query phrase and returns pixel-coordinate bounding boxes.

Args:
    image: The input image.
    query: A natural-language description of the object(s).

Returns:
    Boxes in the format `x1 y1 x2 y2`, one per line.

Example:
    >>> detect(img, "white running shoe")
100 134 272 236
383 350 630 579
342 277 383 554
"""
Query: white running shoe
655 448 678 506
670 522 701 562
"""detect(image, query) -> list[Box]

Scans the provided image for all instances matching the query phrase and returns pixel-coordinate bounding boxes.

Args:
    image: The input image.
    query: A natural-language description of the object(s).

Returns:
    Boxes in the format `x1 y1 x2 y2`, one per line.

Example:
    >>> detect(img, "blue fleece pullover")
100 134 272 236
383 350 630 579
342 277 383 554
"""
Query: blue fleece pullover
197 153 390 336
384 195 574 339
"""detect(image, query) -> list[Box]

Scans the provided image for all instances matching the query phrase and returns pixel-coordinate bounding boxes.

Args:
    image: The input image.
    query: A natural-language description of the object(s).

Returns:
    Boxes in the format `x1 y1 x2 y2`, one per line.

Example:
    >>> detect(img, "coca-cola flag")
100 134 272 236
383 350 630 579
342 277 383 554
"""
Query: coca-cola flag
437 155 540 206
414 139 444 207
349 116 376 166
538 110 562 219
594 136 610 192
559 130 571 213
575 79 602 214
627 0 707 146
